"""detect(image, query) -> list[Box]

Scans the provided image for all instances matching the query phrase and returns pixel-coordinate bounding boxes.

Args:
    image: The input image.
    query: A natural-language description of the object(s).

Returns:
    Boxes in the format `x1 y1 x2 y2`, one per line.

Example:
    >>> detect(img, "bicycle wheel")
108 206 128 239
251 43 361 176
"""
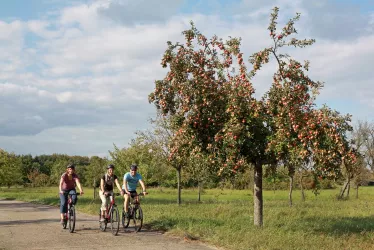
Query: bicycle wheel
62 215 67 229
133 205 143 232
122 207 130 229
110 206 119 236
99 209 107 232
68 205 76 233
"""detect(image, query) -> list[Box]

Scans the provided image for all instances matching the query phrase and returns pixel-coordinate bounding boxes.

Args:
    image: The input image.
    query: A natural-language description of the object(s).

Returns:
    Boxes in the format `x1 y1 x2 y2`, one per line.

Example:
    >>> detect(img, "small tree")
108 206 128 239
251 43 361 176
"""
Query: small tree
85 156 107 198
110 132 173 190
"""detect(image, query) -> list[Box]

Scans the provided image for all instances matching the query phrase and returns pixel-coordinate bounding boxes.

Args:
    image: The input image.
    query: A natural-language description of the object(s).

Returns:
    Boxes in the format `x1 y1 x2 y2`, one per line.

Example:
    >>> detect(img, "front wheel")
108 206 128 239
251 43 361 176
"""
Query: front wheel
133 206 143 232
68 206 76 233
122 207 130 229
110 206 119 236
62 215 67 229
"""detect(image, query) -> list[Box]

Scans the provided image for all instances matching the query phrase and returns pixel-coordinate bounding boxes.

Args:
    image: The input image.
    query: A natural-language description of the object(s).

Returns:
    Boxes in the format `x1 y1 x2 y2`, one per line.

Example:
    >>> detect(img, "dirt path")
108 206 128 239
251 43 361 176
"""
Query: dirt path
0 199 219 250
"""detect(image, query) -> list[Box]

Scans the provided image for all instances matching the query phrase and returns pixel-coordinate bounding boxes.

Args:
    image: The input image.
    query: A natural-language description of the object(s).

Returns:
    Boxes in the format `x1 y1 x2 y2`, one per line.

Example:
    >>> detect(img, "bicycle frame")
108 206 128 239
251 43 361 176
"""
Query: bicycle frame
103 194 116 221
128 192 144 208
122 193 145 232
99 192 120 235
63 192 79 220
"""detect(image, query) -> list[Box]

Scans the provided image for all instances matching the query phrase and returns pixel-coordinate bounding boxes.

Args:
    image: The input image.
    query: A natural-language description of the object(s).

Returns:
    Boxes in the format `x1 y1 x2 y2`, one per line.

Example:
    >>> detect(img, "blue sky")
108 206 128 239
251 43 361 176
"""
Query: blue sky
0 0 373 157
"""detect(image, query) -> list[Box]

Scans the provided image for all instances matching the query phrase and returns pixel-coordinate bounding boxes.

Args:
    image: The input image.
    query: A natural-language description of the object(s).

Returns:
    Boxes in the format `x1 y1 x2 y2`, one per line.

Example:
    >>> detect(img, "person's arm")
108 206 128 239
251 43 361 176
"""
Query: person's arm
100 178 105 193
115 178 123 195
123 175 130 194
59 176 64 194
75 178 84 195
139 180 147 194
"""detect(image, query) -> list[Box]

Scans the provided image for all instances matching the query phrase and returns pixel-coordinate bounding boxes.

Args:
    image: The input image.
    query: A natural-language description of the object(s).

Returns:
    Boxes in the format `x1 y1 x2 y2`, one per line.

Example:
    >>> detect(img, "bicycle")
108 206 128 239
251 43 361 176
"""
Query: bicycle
99 192 121 236
121 193 146 232
61 192 80 233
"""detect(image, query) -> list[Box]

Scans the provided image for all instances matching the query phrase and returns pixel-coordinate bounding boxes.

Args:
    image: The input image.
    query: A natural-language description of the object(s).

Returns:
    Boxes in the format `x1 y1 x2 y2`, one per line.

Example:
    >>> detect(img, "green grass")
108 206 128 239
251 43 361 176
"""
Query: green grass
1 186 374 250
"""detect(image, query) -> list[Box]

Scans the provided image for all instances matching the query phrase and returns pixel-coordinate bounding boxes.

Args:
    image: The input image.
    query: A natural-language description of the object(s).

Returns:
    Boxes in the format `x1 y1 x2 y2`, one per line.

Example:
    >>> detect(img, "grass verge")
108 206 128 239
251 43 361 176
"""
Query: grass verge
1 186 374 250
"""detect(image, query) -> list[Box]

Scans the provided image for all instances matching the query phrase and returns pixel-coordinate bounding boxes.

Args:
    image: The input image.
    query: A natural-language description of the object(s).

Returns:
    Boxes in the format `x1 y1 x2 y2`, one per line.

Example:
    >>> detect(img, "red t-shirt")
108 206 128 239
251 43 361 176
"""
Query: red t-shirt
61 173 79 190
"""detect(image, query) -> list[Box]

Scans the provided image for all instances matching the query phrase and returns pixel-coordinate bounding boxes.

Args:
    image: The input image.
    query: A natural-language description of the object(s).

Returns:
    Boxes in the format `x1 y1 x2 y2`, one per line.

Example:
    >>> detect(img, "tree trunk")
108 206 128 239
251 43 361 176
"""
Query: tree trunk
253 162 263 227
177 167 182 205
288 167 295 207
338 179 350 199
198 181 202 202
300 175 305 202
289 175 294 207
346 183 350 197
355 184 359 199
93 178 97 199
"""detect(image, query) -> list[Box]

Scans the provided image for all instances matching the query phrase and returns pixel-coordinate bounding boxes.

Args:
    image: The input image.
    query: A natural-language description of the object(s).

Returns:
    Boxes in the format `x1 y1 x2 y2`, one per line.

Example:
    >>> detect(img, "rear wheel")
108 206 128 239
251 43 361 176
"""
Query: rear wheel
133 205 143 232
68 206 76 233
122 207 130 229
110 206 119 236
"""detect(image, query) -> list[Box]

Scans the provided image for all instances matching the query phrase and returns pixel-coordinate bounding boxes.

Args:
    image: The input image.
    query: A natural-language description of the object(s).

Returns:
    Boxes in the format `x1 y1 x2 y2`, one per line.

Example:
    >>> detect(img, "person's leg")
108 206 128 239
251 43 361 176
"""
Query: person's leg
59 192 67 221
69 189 77 205
108 191 114 204
124 193 130 213
99 191 107 220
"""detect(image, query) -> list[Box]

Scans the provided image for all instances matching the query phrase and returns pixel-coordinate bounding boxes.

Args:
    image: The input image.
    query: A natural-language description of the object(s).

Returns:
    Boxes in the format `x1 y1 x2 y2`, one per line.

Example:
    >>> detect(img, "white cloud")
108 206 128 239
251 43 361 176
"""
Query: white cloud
0 0 373 156
56 91 73 103
27 20 61 39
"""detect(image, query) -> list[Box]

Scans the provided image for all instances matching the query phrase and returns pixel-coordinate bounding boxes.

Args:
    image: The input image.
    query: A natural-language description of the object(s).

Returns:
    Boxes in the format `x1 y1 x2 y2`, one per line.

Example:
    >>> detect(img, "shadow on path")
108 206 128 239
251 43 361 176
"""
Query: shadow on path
0 218 96 226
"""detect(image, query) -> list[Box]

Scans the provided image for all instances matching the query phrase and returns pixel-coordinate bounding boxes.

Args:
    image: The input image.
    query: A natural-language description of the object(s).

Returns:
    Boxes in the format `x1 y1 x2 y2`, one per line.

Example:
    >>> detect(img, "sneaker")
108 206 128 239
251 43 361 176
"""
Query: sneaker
99 217 105 222
60 219 65 225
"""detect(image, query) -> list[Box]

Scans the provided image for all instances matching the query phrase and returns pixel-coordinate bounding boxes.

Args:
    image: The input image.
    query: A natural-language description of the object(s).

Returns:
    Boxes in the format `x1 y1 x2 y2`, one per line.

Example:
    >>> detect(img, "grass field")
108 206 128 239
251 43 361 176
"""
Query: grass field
1 186 374 250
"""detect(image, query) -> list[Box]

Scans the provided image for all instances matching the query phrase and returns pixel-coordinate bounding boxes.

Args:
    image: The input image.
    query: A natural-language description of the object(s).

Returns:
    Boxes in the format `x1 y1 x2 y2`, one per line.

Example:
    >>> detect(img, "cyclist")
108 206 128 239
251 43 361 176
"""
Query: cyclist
122 164 147 217
59 163 84 224
99 164 123 222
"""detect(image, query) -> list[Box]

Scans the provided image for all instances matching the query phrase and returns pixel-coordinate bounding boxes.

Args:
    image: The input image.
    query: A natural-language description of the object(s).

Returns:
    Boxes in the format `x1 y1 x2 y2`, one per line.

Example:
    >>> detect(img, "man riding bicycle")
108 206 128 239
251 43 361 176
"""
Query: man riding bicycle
122 164 147 217
99 164 123 222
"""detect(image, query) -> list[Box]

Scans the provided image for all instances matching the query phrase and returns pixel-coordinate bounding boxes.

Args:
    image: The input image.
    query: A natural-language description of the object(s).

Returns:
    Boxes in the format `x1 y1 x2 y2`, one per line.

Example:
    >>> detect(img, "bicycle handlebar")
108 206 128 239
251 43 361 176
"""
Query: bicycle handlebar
104 192 121 197
61 192 80 196
131 192 148 198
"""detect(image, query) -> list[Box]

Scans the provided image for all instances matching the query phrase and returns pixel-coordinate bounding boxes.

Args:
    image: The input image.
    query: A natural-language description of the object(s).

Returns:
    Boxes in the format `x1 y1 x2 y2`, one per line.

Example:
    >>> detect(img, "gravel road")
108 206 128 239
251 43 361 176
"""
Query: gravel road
0 199 219 250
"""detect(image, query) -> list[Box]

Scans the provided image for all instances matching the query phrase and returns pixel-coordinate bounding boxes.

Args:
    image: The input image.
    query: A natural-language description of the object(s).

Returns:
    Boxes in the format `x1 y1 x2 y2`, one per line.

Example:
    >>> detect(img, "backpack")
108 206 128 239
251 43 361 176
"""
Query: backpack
104 173 114 189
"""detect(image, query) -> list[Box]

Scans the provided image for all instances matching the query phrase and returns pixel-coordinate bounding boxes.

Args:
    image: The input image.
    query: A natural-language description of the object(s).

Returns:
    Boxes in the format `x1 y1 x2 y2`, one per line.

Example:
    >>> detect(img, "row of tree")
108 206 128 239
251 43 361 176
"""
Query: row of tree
1 130 371 193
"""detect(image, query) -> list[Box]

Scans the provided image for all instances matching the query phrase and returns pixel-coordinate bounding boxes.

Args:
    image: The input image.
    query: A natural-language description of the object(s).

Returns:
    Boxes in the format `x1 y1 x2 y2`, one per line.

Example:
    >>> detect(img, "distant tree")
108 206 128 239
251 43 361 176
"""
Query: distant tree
50 156 70 185
0 150 23 188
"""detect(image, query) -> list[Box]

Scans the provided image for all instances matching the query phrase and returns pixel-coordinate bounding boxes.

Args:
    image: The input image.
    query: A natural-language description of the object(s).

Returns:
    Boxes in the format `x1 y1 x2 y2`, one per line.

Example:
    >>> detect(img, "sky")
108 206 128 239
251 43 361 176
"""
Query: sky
0 0 373 157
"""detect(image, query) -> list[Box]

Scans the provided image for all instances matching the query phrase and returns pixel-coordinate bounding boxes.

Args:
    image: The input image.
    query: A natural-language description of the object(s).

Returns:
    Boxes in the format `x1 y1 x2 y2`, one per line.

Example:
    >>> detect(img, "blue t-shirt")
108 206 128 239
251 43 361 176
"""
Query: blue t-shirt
122 172 142 191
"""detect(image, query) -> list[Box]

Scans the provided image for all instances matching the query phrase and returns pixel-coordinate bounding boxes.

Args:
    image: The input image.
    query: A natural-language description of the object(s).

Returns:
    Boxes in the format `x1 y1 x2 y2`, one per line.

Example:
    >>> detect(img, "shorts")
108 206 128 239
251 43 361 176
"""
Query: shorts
123 190 138 198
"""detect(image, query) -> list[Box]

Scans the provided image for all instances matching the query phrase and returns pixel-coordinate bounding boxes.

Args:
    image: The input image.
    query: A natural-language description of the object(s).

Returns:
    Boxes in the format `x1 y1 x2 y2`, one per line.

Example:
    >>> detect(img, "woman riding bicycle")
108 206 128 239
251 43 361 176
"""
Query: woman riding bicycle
99 164 123 222
59 163 84 224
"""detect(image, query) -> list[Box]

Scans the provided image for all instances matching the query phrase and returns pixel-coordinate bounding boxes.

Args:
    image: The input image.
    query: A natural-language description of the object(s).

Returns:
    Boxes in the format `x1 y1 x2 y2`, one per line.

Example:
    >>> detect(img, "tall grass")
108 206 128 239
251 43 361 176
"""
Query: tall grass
1 186 374 250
